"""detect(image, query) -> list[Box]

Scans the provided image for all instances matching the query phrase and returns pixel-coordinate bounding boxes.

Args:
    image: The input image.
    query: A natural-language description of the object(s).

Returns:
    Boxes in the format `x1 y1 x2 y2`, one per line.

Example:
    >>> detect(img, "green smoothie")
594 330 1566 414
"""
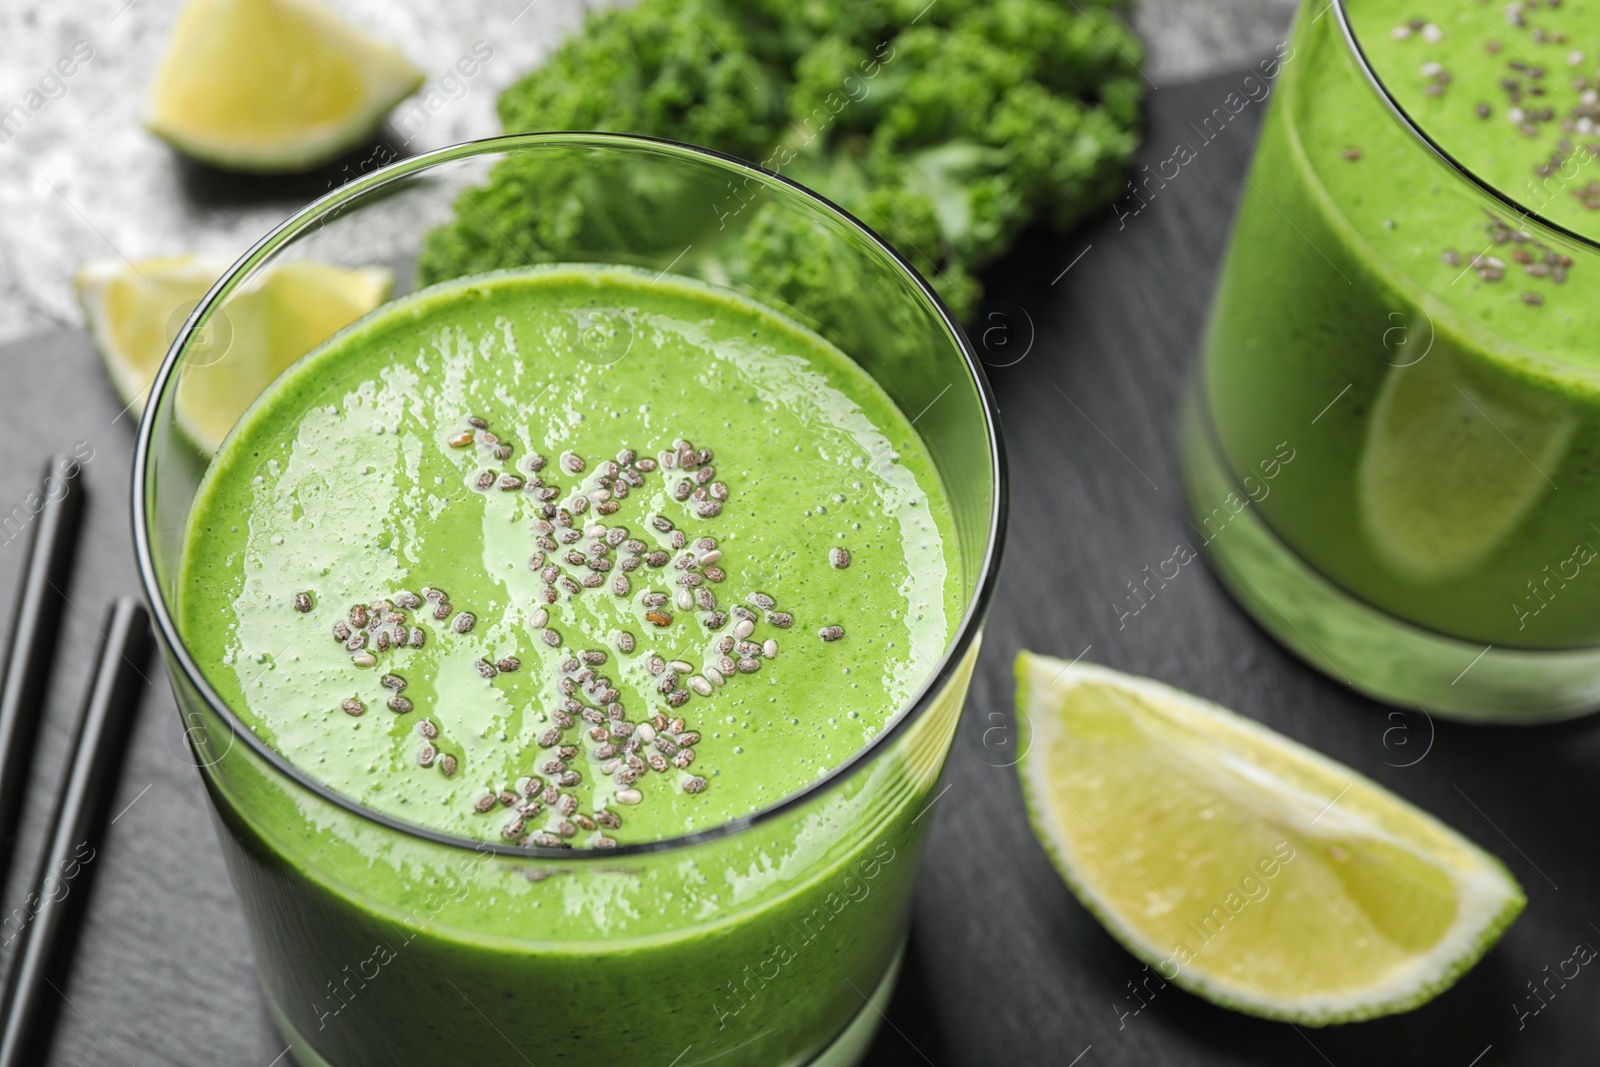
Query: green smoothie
1201 0 1600 648
175 264 969 1064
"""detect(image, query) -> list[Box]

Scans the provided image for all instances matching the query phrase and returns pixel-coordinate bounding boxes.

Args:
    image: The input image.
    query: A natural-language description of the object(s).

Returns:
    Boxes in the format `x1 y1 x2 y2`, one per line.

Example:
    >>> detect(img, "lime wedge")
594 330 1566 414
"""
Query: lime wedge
1358 352 1573 578
145 0 423 172
1016 653 1524 1025
76 255 391 452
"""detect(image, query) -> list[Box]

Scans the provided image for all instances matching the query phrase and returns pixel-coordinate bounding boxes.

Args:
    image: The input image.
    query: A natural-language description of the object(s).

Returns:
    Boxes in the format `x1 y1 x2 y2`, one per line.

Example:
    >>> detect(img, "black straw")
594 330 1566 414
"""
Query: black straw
0 597 149 1067
0 457 84 890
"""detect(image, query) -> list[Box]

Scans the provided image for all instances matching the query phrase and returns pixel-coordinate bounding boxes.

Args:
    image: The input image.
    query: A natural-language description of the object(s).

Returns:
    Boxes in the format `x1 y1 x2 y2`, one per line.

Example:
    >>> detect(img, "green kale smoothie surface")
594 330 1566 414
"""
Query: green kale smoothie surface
179 265 963 848
1351 0 1600 244
1303 0 1600 369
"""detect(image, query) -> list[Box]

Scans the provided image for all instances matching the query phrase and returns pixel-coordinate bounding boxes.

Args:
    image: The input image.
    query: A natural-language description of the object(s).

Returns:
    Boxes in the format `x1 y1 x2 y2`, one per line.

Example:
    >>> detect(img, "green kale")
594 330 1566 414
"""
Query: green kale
417 0 1143 327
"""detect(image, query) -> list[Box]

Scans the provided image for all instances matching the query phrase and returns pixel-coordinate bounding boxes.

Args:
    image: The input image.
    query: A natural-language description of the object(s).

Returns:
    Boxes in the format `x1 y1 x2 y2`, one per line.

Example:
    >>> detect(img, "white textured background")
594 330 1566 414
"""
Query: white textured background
0 0 1297 347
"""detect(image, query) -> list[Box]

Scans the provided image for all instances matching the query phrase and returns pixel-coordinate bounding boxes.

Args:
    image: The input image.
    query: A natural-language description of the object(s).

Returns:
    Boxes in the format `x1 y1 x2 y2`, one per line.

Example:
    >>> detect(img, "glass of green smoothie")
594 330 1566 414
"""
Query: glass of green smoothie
133 134 1004 1066
1183 0 1600 721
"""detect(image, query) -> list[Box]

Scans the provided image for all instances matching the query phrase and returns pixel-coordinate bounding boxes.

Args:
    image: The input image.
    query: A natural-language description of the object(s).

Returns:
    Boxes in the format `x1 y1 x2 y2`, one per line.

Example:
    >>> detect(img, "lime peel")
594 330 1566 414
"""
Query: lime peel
76 254 392 453
1015 653 1525 1025
144 0 424 173
1358 353 1573 577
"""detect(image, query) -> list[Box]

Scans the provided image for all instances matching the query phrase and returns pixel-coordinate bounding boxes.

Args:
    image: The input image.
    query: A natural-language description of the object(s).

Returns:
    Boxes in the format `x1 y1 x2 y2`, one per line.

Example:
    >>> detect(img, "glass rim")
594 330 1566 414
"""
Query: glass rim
1331 0 1600 252
131 130 1009 862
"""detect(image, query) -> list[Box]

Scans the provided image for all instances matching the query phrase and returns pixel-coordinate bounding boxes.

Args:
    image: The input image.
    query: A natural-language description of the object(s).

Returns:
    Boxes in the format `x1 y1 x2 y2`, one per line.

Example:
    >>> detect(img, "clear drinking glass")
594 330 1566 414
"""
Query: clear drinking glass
133 134 1005 1066
1182 0 1600 721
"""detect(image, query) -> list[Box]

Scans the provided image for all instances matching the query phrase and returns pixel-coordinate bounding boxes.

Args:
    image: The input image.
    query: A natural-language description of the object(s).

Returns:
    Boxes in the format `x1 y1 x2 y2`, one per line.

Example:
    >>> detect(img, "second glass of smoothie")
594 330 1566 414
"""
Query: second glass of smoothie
1185 0 1600 720
134 135 1004 1066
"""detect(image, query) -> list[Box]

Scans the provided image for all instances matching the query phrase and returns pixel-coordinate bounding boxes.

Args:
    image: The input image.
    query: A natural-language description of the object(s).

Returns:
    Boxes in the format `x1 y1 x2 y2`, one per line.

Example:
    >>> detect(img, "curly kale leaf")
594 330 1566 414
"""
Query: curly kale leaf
496 0 787 158
418 0 1144 327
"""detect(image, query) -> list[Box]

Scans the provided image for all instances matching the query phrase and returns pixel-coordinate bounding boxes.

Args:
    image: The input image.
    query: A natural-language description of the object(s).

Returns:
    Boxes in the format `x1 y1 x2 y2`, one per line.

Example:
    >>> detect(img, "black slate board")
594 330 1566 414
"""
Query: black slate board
0 66 1594 1067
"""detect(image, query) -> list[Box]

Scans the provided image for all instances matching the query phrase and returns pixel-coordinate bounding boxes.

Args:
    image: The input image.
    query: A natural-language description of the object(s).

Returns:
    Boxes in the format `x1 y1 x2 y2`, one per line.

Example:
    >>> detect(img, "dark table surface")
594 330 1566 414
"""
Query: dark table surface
0 64 1595 1067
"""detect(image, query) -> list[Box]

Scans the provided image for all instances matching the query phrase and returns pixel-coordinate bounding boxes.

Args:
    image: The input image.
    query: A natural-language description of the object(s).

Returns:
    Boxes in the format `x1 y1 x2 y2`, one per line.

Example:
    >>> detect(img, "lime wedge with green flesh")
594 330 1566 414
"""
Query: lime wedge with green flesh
145 0 424 172
76 255 391 453
1358 351 1573 578
1016 653 1524 1025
